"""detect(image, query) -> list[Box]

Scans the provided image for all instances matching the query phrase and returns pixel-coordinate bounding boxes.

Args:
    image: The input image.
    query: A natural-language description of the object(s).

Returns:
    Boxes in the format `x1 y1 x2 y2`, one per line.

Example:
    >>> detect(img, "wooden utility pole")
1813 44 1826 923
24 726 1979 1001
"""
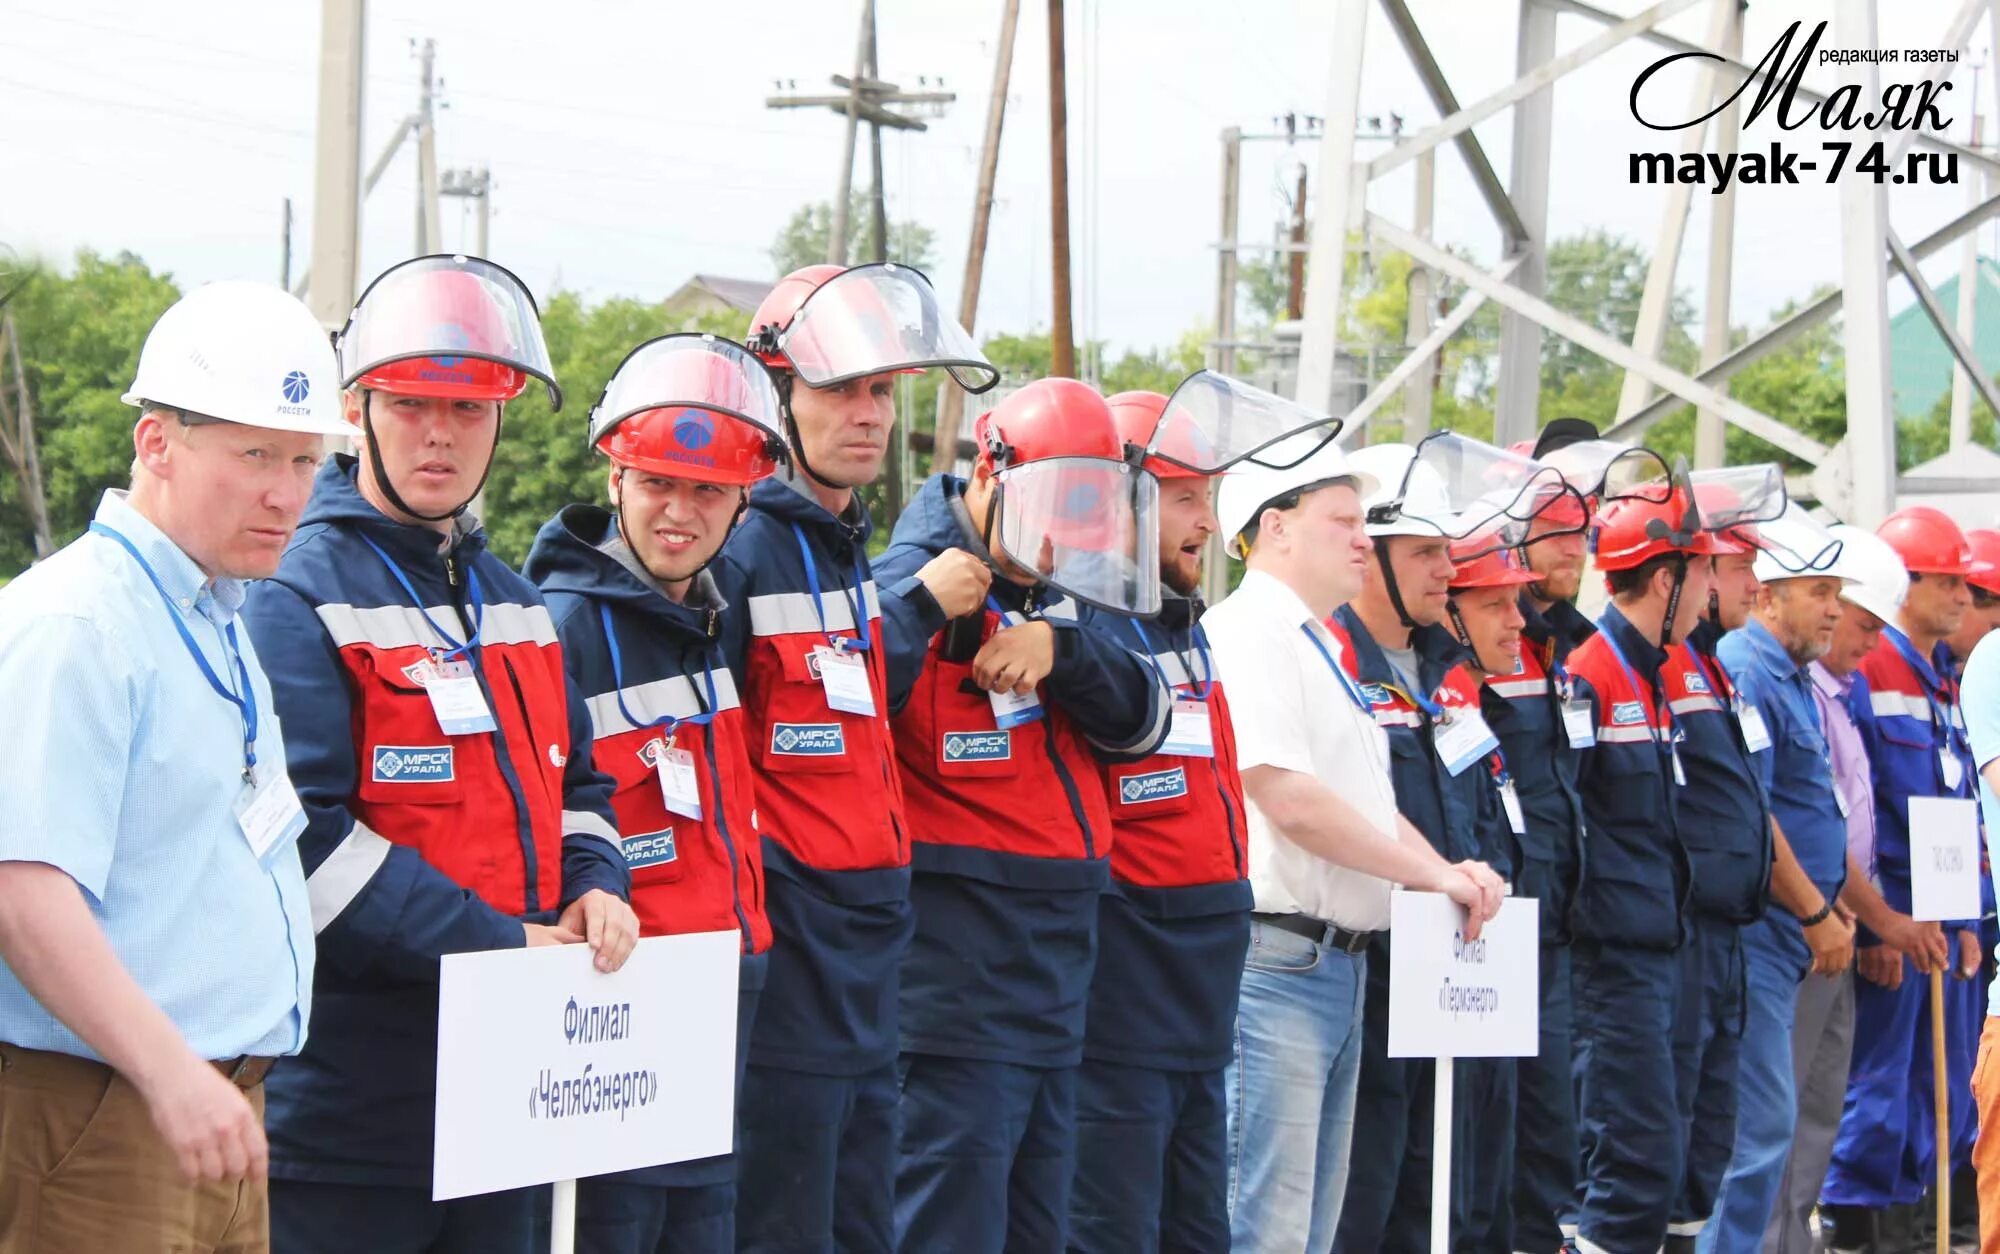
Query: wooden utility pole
1047 0 1075 377
766 3 955 267
935 0 1021 475
829 1 872 263
306 0 365 328
1286 163 1308 321
0 317 55 560
415 38 442 254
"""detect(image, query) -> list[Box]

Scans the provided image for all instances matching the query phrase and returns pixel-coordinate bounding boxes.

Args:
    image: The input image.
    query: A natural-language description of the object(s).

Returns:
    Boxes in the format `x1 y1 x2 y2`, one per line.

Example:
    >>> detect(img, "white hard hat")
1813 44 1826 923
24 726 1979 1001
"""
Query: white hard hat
123 280 349 436
1828 523 1909 625
1750 504 1848 584
1217 428 1379 560
1348 442 1455 539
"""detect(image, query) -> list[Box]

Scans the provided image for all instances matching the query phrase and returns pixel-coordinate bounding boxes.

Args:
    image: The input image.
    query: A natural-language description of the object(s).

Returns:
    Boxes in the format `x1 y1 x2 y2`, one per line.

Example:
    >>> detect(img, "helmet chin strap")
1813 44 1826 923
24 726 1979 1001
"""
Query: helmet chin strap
361 390 500 524
1374 537 1420 630
775 373 851 494
611 469 748 588
1446 598 1491 673
1659 554 1690 650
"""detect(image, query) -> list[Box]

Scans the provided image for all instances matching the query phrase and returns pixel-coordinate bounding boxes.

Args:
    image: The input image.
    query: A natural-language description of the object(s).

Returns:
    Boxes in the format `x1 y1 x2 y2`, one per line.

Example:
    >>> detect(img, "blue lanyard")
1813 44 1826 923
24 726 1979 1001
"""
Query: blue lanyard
90 522 258 781
1599 627 1673 756
1380 660 1445 722
598 603 718 738
1300 623 1371 713
792 524 871 653
1125 618 1215 700
1685 643 1732 705
359 533 484 659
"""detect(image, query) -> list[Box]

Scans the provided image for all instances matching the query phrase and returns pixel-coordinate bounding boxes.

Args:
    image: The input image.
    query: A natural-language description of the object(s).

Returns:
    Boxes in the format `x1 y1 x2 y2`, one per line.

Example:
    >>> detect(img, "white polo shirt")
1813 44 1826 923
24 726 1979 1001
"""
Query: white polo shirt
1203 568 1397 930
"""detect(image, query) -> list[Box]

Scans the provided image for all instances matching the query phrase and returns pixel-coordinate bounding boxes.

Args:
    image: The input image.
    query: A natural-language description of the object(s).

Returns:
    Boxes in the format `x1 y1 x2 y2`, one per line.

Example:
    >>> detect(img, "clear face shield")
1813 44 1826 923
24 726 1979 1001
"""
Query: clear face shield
1690 462 1788 538
589 336 784 454
989 456 1162 617
340 253 561 407
1376 432 1582 558
773 263 999 394
1142 370 1342 474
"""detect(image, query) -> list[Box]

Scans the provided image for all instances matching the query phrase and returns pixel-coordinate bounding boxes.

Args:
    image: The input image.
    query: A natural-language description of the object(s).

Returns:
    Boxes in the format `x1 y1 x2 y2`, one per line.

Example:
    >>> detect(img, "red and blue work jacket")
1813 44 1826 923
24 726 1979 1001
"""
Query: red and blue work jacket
1076 591 1251 1074
241 456 627 1187
1858 624 1981 925
713 472 935 1076
1567 601 1693 952
877 474 1170 1068
525 505 770 956
1482 596 1593 942
1664 619 1774 924
1329 611 1510 875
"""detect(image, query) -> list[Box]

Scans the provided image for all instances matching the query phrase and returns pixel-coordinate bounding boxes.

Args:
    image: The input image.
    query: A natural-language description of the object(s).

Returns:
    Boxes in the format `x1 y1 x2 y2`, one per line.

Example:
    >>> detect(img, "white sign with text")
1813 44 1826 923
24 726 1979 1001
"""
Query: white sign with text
433 930 740 1201
1909 796 1982 923
1388 892 1540 1059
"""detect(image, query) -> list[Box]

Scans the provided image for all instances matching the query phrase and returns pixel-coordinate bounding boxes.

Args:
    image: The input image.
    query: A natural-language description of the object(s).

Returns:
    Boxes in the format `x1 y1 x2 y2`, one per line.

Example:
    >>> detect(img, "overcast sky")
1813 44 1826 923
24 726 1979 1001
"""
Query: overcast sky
4 0 1996 357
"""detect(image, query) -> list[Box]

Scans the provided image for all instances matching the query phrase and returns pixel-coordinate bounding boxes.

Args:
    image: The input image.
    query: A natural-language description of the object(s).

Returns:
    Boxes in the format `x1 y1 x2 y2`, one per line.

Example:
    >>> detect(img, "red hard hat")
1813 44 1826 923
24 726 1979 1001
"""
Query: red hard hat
597 407 779 485
1106 389 1210 480
1877 506 1978 576
1967 528 2000 594
746 264 845 369
1450 535 1539 591
976 378 1122 469
345 259 550 403
1591 491 1719 572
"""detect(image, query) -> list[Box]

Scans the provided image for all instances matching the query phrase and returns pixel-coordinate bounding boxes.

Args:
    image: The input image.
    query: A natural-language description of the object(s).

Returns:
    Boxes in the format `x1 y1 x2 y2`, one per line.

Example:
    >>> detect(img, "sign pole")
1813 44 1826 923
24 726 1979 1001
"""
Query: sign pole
1432 1054 1453 1254
1932 970 1949 1254
550 1177 577 1254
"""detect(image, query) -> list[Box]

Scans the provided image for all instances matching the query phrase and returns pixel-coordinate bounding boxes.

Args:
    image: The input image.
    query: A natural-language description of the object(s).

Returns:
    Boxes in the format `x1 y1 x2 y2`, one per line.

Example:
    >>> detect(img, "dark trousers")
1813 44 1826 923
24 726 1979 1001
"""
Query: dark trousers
1571 940 1683 1254
894 1054 1077 1254
735 1062 898 1253
1067 1058 1228 1253
1512 941 1579 1252
271 1180 532 1254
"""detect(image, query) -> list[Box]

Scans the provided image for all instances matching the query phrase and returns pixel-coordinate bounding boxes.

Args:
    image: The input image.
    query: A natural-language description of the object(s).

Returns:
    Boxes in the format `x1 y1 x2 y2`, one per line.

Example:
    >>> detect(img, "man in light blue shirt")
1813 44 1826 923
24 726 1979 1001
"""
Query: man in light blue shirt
0 280 349 1254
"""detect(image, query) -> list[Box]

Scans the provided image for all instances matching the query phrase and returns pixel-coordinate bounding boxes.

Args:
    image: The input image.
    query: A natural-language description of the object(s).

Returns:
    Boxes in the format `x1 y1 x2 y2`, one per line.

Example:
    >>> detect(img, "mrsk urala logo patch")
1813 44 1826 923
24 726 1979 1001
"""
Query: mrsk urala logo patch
1119 767 1188 805
372 744 454 783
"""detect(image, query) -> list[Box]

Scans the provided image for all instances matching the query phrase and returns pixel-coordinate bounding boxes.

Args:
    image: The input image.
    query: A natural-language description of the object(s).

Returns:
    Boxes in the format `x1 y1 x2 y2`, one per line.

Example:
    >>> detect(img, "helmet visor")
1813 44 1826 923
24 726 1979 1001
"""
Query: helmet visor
1691 463 1788 533
779 263 999 394
1539 439 1676 505
590 335 784 450
1386 433 1575 554
1145 370 1342 474
993 457 1161 617
1755 504 1845 576
342 255 560 408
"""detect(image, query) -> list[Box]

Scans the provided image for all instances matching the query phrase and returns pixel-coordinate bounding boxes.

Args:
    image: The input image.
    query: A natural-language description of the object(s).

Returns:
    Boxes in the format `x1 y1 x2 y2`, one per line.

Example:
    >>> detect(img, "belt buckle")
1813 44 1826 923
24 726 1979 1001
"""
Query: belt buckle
225 1056 268 1086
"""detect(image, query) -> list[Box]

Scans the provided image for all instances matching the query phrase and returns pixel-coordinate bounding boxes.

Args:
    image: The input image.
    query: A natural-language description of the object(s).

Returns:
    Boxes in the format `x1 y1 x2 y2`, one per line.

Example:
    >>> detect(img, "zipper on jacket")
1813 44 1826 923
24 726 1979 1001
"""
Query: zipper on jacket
1039 721 1097 859
699 726 756 953
497 654 545 912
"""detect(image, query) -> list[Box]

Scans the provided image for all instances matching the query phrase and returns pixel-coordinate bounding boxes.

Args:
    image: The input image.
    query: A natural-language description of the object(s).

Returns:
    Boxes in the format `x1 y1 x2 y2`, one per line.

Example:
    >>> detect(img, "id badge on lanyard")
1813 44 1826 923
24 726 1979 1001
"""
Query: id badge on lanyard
1736 698 1773 753
656 741 703 820
814 646 876 716
422 657 498 735
1161 696 1215 758
1435 707 1500 777
235 770 307 866
1499 777 1526 834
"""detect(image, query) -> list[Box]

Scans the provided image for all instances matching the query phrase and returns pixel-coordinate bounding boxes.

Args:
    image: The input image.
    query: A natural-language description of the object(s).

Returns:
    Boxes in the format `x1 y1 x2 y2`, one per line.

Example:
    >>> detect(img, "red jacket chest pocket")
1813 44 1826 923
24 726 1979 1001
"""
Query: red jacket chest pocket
755 637 862 775
926 657 1028 780
352 647 467 810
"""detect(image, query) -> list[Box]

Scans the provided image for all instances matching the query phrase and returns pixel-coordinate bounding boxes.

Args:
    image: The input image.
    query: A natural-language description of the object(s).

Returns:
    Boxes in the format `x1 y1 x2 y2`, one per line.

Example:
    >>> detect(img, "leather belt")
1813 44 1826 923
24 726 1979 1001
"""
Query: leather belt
1252 911 1377 954
212 1055 278 1088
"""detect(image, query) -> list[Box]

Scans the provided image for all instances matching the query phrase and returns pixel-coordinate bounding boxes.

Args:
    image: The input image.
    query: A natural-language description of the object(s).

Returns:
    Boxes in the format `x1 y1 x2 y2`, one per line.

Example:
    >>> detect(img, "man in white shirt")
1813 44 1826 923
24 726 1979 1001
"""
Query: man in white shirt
1204 435 1504 1253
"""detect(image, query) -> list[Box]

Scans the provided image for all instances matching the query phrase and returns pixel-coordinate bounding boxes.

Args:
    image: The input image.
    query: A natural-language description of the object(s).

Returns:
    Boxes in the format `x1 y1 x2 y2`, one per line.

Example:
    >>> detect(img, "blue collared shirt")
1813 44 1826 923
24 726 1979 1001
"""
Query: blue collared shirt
0 491 313 1061
1719 617 1847 899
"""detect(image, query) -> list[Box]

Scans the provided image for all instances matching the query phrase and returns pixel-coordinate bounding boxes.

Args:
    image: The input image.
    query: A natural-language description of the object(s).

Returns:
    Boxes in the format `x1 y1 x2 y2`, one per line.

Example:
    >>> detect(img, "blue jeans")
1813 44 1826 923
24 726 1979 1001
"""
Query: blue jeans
1225 919 1367 1253
1699 914 1809 1254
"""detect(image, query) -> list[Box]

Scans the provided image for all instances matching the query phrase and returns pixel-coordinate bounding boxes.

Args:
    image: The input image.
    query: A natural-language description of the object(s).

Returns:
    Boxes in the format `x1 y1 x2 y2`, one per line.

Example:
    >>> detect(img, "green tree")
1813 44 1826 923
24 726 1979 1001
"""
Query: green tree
770 194 937 277
2 250 181 574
